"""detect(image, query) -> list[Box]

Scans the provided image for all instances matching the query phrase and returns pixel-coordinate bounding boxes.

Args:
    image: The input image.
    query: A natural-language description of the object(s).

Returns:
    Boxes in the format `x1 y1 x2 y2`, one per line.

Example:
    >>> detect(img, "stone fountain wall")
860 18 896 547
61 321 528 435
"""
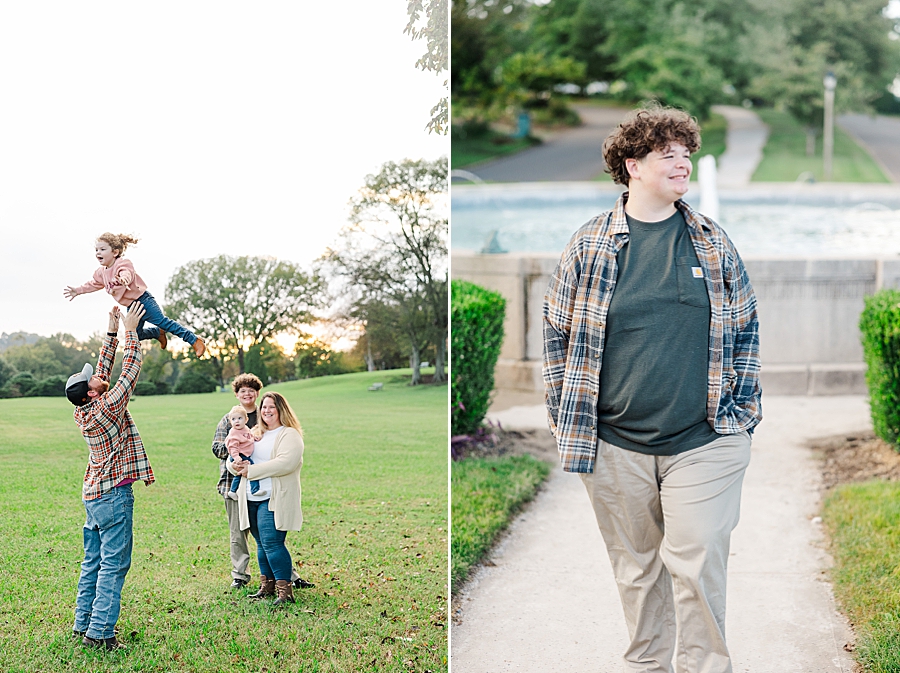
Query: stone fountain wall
453 250 900 400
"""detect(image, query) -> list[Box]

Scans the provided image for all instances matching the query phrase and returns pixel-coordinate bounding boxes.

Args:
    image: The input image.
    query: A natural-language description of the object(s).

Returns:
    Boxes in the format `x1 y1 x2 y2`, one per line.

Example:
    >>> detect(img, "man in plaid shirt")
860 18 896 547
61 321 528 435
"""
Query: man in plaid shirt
67 304 154 652
543 106 761 672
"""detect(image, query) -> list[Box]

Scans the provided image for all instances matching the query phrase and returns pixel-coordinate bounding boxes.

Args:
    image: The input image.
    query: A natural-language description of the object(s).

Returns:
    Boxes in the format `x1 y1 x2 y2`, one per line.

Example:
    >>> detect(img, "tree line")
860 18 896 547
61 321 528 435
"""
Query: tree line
452 0 900 127
0 157 447 398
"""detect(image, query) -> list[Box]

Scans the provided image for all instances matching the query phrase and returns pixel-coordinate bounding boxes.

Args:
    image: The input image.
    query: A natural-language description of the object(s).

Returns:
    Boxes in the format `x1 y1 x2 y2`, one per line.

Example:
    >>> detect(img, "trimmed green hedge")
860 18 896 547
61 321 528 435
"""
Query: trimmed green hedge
860 289 900 449
451 280 506 435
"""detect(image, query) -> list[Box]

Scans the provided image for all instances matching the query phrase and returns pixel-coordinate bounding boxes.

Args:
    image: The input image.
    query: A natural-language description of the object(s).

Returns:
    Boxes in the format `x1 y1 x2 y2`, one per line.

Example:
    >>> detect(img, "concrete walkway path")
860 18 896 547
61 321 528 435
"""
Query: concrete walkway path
838 113 900 182
466 104 629 183
453 396 866 672
710 105 768 187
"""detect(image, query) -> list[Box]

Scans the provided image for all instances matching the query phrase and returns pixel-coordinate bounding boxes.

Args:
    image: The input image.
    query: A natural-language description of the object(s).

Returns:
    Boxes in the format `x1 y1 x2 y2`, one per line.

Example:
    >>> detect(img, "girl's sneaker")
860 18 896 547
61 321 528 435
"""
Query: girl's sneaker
226 491 238 501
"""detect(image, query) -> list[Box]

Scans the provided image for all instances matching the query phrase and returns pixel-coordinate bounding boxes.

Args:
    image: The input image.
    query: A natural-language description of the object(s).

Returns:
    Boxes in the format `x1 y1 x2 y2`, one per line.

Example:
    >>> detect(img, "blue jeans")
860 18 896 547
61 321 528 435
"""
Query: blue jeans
73 484 134 639
130 291 196 345
229 455 261 495
247 499 292 581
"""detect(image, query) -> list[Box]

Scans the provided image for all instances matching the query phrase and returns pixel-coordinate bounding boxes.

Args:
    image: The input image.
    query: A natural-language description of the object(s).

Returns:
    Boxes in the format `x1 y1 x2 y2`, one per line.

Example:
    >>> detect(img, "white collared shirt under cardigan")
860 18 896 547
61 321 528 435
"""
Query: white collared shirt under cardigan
226 426 304 532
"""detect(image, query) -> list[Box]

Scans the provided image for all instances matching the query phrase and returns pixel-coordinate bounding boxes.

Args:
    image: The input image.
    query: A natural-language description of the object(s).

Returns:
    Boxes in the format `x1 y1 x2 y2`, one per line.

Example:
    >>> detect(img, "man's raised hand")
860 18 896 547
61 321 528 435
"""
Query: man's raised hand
123 303 146 332
107 306 121 334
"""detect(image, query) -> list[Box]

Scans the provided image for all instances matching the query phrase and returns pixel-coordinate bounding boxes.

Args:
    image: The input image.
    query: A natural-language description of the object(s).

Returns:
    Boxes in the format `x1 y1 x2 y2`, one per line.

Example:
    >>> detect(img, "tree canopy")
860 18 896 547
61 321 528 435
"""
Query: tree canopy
165 255 323 373
452 0 900 123
324 157 448 385
406 0 449 133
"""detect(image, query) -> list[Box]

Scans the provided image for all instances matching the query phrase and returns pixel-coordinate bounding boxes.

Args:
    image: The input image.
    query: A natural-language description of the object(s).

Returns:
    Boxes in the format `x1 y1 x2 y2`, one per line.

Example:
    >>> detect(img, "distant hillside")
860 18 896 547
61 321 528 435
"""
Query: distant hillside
0 332 42 352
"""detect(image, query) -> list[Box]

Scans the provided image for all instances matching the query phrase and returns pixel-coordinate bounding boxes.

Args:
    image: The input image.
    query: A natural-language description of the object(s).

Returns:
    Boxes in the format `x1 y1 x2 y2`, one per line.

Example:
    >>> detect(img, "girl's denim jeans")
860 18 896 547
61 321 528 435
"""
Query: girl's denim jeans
131 290 197 345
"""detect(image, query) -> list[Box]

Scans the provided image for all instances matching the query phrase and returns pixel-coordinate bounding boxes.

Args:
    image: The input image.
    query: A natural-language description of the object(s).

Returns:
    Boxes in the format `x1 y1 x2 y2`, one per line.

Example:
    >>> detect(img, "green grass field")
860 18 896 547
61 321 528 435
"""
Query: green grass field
450 126 539 170
752 108 889 182
0 370 448 673
450 455 551 593
823 480 900 672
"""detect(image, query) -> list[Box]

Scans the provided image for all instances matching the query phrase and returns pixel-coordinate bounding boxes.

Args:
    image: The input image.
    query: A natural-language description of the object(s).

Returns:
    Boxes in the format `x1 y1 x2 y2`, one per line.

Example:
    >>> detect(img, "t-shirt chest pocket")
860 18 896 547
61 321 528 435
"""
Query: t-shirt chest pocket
675 257 709 308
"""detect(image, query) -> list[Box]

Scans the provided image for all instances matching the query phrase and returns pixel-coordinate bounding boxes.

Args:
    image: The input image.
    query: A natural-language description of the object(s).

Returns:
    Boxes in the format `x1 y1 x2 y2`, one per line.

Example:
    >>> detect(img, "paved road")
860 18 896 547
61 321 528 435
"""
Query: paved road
838 113 900 182
465 105 630 183
453 396 863 672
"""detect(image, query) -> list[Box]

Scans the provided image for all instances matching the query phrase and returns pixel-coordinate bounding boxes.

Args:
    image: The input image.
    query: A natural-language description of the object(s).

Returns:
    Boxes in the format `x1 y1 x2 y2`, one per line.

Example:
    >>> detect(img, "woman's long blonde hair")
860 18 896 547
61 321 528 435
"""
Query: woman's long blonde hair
254 391 303 438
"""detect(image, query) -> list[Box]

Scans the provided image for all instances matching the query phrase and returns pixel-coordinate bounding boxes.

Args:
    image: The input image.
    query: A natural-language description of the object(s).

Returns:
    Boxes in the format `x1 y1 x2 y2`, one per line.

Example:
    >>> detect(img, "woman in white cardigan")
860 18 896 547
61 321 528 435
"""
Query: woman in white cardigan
229 391 304 606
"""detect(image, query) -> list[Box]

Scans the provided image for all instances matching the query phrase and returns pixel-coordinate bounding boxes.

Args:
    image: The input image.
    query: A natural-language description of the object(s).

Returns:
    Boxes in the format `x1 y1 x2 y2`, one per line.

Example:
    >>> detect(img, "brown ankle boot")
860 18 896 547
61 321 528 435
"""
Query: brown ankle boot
248 575 275 599
273 579 295 606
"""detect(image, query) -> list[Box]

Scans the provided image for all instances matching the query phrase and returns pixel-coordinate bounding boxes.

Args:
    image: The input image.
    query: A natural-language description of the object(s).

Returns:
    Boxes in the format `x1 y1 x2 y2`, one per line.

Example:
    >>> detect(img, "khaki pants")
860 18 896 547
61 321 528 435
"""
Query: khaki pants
580 432 751 673
224 495 301 583
224 496 251 582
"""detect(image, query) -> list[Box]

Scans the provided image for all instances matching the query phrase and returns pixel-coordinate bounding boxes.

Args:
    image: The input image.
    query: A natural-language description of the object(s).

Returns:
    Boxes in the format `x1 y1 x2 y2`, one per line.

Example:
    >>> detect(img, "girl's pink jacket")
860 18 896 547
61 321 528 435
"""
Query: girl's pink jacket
73 258 148 306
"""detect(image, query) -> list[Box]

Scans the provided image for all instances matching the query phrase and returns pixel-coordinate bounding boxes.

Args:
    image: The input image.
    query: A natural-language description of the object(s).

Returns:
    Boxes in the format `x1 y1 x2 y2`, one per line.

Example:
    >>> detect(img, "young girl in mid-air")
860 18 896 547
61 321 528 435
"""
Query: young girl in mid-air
64 232 205 356
225 406 265 500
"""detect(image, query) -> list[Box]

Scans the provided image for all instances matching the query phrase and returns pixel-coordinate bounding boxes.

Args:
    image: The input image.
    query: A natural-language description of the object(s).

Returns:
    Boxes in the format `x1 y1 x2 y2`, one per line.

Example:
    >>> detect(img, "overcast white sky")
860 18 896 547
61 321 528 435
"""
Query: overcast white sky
0 2 447 342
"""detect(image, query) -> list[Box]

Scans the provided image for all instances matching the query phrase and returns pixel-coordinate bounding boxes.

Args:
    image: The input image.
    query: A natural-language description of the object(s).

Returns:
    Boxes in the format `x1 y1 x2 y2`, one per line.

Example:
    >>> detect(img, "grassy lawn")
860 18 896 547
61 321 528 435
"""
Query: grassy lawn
823 480 900 671
450 125 539 170
752 108 889 182
450 455 551 593
0 370 448 673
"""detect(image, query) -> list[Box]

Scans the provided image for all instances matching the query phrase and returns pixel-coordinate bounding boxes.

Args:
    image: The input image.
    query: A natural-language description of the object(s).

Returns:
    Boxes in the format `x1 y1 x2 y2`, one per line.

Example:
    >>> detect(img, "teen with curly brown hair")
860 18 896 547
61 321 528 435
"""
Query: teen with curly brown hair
543 104 761 672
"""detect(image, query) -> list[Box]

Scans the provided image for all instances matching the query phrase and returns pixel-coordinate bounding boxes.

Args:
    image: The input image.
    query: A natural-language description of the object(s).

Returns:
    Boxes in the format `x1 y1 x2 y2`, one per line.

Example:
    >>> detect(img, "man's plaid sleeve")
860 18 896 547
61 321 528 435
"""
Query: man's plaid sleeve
542 257 578 436
212 414 230 460
104 333 141 415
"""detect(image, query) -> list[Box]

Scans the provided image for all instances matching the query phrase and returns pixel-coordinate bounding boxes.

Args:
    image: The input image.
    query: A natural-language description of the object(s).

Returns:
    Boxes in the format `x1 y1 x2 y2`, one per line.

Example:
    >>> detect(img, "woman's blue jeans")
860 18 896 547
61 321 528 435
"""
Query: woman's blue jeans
73 484 134 640
130 291 197 345
247 499 292 581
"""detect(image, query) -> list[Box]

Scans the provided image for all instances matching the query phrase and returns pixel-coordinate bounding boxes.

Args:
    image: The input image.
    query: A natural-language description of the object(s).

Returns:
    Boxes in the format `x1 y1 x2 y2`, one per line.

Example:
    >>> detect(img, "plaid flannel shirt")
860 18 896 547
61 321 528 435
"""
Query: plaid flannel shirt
74 332 154 500
543 193 762 473
211 409 257 495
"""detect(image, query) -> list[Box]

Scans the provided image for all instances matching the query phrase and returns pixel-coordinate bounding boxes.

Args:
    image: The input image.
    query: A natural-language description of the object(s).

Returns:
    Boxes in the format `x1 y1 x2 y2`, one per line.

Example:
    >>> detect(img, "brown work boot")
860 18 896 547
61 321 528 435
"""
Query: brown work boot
157 332 167 350
273 579 295 606
192 337 206 357
248 575 275 600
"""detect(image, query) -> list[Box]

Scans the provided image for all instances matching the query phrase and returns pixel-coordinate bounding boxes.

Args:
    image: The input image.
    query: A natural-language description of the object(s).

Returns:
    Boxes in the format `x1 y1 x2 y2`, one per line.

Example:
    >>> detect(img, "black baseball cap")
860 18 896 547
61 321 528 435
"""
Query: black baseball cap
65 363 94 406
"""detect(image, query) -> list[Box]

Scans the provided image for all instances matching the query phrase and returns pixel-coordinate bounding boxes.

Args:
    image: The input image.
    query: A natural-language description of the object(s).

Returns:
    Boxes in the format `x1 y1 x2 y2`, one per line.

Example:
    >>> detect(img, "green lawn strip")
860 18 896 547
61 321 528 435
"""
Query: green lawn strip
451 455 552 593
822 480 900 672
752 108 889 183
691 112 727 181
0 370 448 673
450 126 540 170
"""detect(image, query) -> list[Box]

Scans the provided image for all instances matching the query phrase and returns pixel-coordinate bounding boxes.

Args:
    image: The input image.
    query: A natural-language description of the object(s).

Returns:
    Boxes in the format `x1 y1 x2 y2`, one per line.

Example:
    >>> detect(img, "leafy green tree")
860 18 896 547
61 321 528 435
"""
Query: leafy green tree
3 341 68 380
326 158 448 385
740 0 900 131
29 375 67 397
7 372 37 397
530 0 614 82
451 0 532 104
294 336 361 378
138 345 181 392
406 0 449 133
243 342 270 384
499 51 586 101
165 255 322 374
0 356 15 388
174 370 217 395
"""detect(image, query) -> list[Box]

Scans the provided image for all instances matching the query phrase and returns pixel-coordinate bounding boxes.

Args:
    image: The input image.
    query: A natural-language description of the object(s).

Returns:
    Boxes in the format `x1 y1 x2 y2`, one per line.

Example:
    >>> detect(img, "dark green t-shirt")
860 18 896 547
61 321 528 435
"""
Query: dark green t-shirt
596 209 719 455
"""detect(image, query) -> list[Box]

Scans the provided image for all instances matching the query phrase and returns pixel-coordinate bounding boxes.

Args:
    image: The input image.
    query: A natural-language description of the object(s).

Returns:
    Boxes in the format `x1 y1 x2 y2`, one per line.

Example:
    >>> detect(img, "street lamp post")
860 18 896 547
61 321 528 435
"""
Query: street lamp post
823 70 837 181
